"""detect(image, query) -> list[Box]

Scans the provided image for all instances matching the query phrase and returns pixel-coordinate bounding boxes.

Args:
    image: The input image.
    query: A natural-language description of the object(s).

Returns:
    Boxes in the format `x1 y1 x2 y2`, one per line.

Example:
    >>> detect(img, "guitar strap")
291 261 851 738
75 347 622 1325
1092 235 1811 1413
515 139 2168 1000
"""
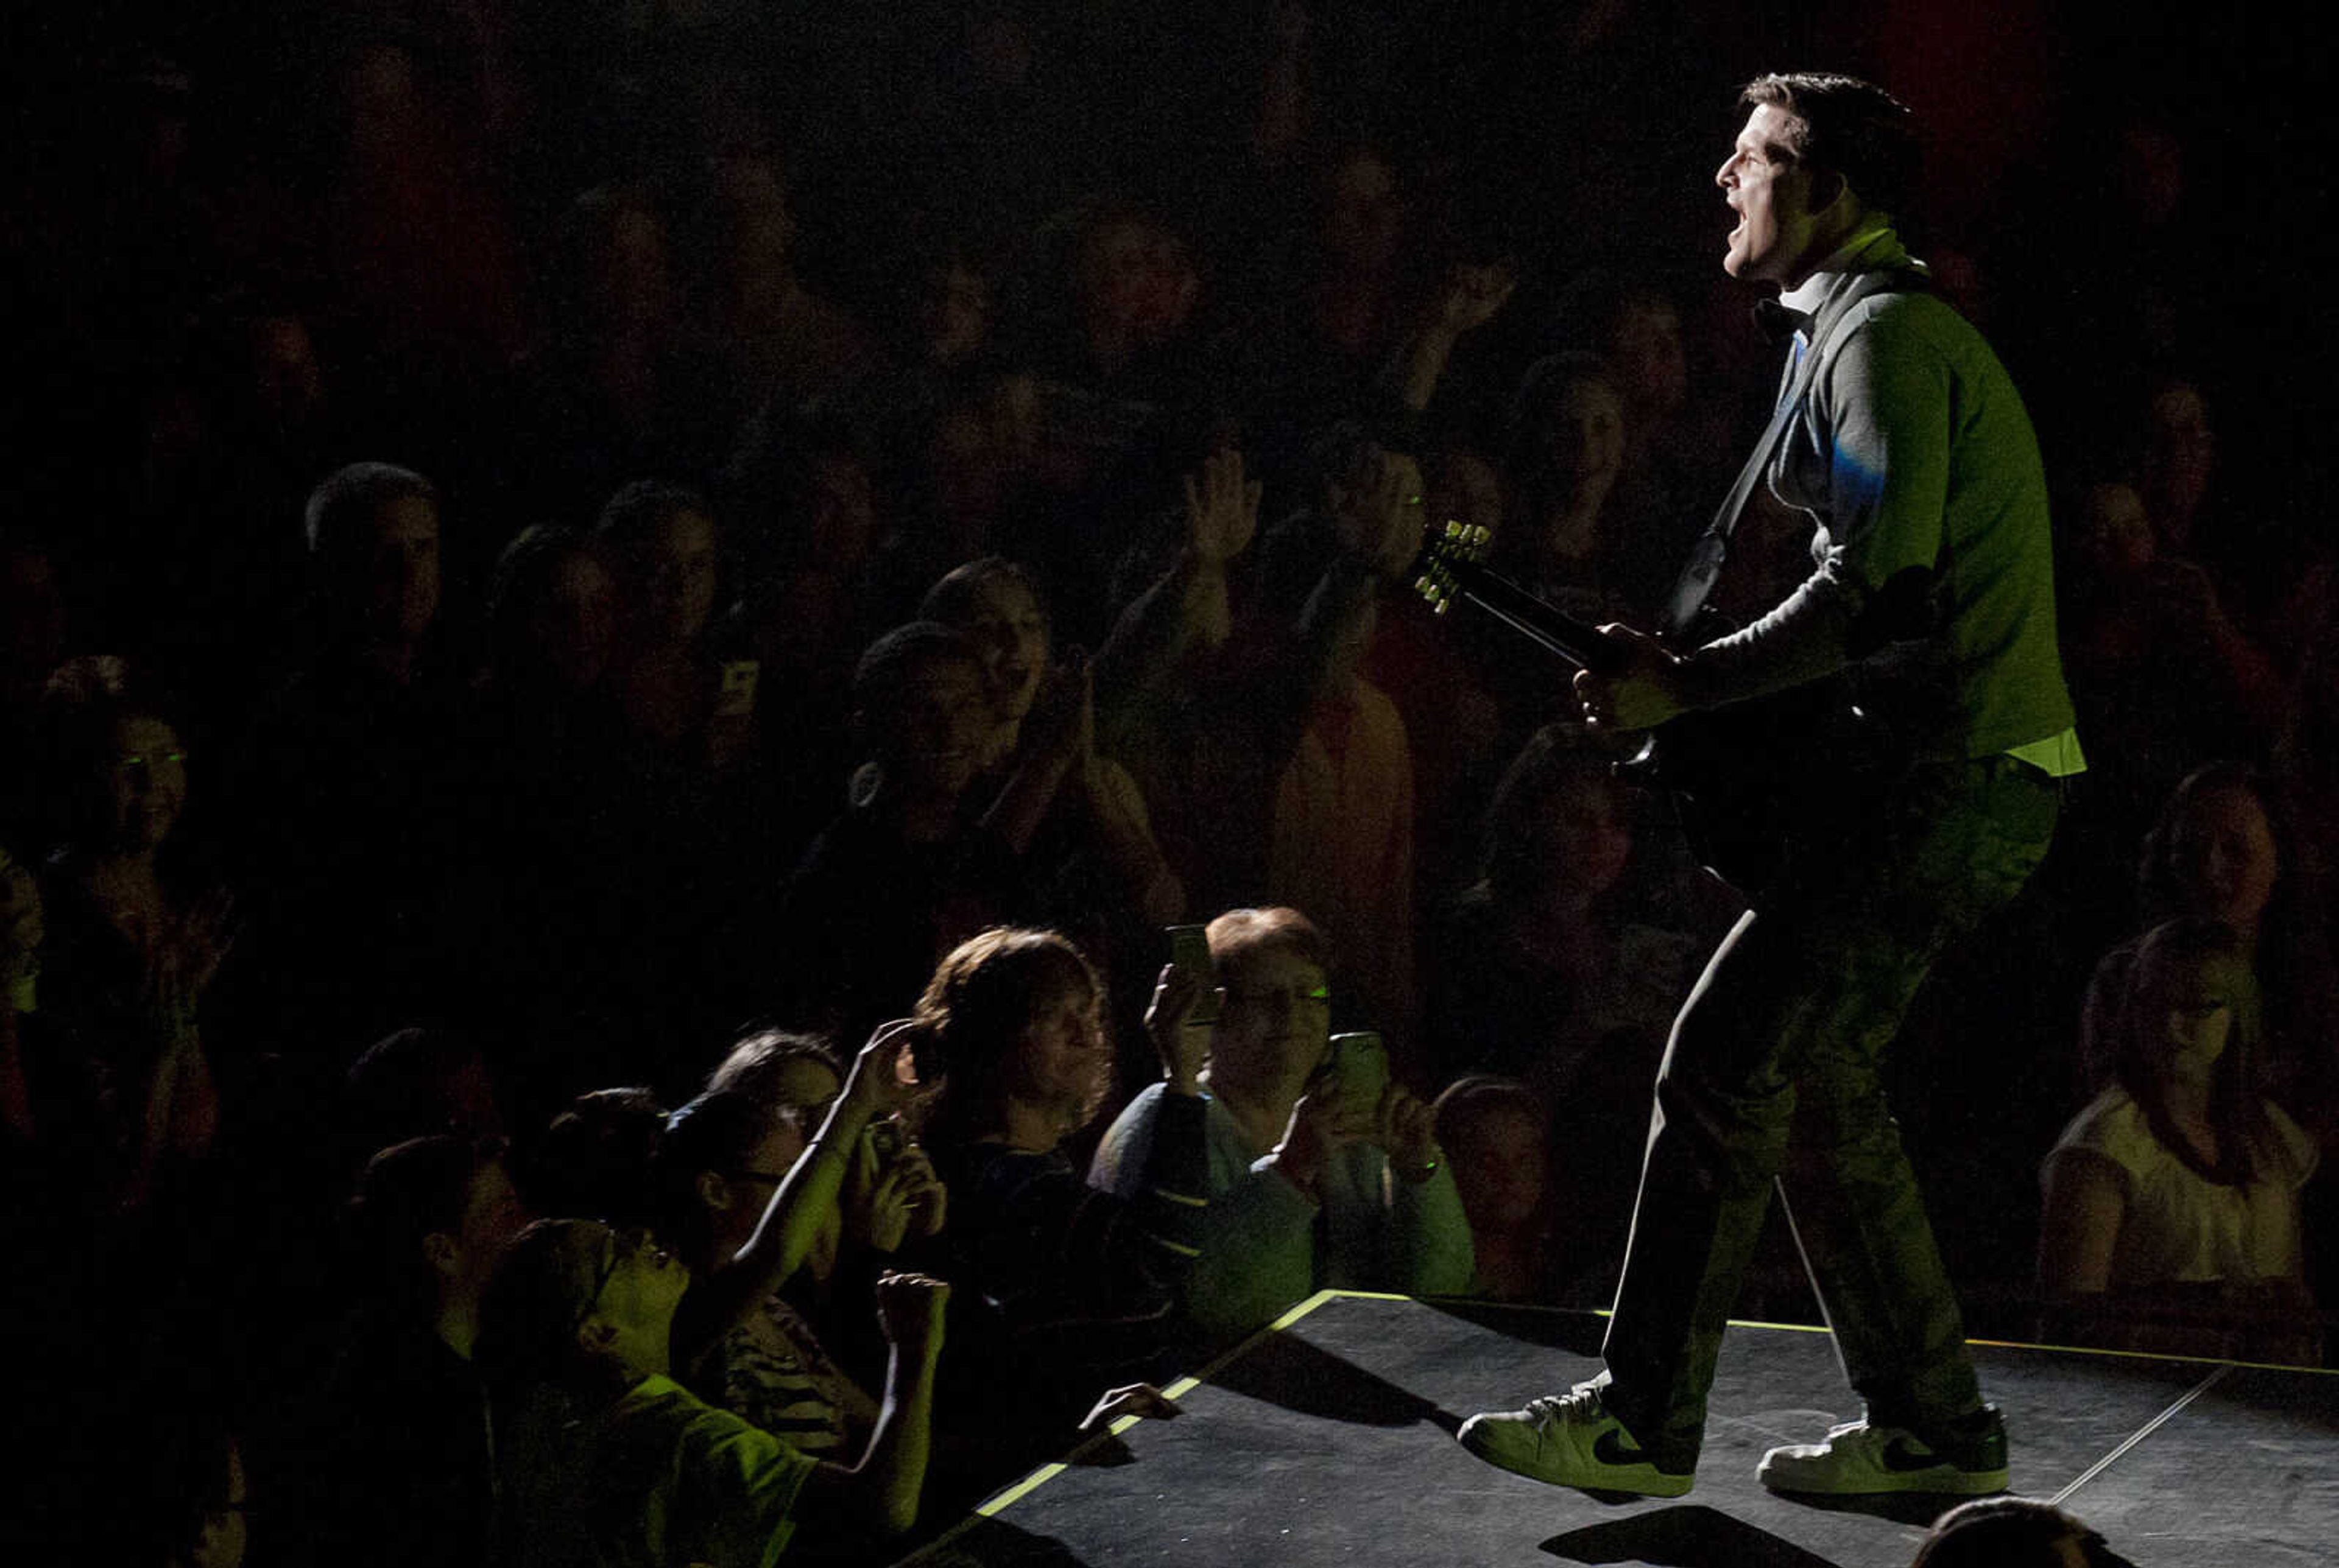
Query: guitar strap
1658 265 1927 641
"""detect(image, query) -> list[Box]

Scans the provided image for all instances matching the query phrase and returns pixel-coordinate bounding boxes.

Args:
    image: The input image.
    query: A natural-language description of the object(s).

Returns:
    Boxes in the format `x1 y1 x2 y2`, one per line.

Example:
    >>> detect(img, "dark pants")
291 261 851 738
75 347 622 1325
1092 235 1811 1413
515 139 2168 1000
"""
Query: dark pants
1598 755 2060 1470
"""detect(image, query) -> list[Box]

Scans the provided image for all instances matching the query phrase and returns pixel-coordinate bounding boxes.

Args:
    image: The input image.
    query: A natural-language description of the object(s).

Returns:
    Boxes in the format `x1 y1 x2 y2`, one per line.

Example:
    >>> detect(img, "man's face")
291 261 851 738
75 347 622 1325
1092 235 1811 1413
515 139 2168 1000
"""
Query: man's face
364 494 441 643
1428 449 1503 540
585 1225 691 1343
1539 776 1633 897
1609 298 1687 418
645 508 718 644
532 554 615 691
1716 105 1824 286
452 1157 530 1295
887 654 992 798
104 714 187 852
1542 376 1626 489
2077 484 2157 578
805 454 876 570
959 577 1050 723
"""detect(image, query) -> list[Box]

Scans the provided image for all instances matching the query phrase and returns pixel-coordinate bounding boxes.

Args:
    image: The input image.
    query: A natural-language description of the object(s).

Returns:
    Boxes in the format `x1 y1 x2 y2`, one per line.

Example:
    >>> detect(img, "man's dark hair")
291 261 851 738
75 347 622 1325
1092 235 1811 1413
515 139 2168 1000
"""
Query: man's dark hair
1740 72 1919 217
345 1025 496 1155
1911 1497 2137 1567
654 1088 777 1248
707 1028 845 1119
350 1134 507 1304
305 461 437 557
593 479 710 563
851 620 979 711
920 556 1047 630
526 1086 666 1228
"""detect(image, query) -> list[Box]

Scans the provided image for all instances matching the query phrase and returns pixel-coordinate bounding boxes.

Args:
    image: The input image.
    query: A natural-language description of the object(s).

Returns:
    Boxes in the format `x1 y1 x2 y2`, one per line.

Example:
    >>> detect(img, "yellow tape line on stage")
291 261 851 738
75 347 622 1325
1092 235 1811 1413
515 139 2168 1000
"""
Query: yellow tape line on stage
976 1462 1068 1517
975 1291 1380 1519
1269 1287 1409 1331
975 1294 1988 1523
1969 1335 2339 1374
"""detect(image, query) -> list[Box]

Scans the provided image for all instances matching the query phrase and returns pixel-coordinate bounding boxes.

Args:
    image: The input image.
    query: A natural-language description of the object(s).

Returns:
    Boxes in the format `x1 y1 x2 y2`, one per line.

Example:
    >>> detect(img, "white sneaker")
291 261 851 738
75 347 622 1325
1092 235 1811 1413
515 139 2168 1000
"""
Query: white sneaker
1458 1383 1694 1497
1756 1408 2009 1496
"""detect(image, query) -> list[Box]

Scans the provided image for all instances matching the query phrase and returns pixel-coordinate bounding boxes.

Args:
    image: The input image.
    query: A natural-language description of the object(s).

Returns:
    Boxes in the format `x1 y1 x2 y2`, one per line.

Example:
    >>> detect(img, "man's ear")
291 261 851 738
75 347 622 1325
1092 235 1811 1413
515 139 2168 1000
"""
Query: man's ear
422 1229 460 1280
695 1169 732 1212
574 1315 620 1359
1808 168 1853 216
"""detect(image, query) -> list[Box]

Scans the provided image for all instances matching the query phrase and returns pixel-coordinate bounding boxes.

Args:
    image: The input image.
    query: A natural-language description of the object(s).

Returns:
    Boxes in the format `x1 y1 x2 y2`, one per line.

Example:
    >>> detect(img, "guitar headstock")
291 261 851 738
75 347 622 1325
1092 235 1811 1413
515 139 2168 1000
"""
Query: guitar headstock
1411 519 1495 616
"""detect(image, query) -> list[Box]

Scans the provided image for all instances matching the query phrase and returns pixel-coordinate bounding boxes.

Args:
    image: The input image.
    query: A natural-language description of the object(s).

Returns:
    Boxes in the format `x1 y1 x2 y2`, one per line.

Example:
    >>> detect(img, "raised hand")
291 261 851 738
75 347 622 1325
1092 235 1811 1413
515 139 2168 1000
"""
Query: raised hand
893 1145 948 1240
844 1018 919 1119
1023 645 1095 767
1269 1073 1361 1198
1431 260 1518 340
873 1270 950 1359
172 888 238 1001
1184 448 1261 566
1144 962 1213 1095
859 1141 948 1251
1376 1084 1442 1182
139 890 237 1028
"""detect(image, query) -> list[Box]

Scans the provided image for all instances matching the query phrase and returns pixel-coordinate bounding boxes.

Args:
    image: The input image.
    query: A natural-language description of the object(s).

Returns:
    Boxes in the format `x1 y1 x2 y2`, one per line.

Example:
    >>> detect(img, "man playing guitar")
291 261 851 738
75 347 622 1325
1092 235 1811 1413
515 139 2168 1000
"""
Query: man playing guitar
1458 73 2081 1499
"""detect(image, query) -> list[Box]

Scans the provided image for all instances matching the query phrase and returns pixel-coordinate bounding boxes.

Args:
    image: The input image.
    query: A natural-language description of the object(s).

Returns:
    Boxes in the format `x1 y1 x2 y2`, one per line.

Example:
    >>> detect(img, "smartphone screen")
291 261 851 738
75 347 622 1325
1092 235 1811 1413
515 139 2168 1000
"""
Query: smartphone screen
1327 1031 1388 1120
716 659 761 720
1165 924 1221 1024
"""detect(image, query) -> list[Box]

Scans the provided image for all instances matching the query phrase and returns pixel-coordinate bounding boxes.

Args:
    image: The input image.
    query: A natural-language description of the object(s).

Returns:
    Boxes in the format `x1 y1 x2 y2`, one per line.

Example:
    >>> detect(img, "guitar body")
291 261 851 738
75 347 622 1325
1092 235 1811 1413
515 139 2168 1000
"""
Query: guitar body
1625 680 1876 901
1410 522 1890 902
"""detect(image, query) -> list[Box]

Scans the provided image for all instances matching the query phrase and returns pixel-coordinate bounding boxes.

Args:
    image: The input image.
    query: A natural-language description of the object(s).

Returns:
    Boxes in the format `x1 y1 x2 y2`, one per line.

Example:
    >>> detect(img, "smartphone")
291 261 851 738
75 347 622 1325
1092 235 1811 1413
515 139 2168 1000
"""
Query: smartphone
716 659 761 720
1325 1031 1389 1120
1165 924 1221 1024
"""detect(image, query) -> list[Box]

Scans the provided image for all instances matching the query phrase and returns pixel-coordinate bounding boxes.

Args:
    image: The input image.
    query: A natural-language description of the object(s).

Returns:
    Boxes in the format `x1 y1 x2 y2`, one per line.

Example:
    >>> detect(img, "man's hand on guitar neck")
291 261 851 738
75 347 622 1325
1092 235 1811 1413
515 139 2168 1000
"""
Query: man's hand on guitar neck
1574 624 1692 731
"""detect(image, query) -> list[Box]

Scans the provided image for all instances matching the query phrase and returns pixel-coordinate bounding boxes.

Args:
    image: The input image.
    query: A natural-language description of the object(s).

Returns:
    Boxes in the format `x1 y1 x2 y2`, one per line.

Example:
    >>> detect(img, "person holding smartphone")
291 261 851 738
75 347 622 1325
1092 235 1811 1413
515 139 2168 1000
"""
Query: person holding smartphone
1088 906 1472 1346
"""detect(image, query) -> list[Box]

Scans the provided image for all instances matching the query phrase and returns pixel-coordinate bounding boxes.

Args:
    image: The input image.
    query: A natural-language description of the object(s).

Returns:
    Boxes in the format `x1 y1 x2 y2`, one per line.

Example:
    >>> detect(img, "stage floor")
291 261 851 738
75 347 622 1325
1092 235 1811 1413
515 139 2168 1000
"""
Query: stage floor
903 1292 2339 1567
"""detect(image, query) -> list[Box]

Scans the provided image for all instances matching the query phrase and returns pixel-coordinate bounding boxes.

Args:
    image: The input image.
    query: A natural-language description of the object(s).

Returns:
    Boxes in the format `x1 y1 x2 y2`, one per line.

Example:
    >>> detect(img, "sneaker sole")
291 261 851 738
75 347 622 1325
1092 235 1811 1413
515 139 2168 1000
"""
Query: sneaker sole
1458 1415 1696 1499
1755 1458 2008 1498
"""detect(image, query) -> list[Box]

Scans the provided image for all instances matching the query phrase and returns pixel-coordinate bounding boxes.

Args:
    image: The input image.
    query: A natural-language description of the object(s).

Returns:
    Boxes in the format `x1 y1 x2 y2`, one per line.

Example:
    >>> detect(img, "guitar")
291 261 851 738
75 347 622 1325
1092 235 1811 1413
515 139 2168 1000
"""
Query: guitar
1410 520 1877 901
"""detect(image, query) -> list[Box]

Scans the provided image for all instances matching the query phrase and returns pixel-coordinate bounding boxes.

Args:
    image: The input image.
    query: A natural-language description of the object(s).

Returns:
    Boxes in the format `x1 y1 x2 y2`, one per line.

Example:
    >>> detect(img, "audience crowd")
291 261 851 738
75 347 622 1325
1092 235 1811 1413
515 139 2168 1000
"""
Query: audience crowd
1 6 2327 1565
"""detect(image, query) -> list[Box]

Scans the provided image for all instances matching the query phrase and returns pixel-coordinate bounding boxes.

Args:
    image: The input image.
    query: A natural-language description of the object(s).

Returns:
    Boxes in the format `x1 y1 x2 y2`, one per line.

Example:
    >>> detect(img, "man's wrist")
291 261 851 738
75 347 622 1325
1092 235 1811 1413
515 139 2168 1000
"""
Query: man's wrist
1659 649 1709 713
1179 541 1234 577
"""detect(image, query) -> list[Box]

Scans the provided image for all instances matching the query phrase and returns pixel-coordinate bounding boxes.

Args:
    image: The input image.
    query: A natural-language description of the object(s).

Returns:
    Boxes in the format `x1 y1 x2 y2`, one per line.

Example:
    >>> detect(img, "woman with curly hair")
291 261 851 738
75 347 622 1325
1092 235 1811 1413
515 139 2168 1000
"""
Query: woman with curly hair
903 927 1210 1480
30 657 230 1216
